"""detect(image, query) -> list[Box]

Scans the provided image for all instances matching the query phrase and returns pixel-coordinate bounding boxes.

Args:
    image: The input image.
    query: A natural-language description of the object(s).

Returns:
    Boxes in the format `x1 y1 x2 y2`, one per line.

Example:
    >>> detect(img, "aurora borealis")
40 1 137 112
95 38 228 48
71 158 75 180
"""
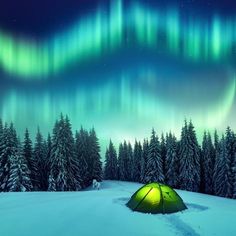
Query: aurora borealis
1 0 236 78
0 0 236 151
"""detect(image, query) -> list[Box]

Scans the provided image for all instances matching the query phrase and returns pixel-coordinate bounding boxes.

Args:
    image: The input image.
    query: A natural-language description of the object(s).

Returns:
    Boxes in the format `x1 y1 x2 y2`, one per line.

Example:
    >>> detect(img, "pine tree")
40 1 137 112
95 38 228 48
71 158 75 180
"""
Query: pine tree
42 139 49 188
43 133 52 190
214 130 219 152
213 130 236 198
0 121 7 190
104 140 118 180
88 128 102 182
132 140 142 182
54 118 69 191
179 120 201 192
127 142 133 181
201 132 215 194
120 141 133 181
140 139 149 183
160 133 167 181
0 118 2 133
213 135 228 197
75 128 90 188
64 116 82 190
213 130 219 194
7 139 33 192
118 143 125 181
0 123 32 192
225 127 235 198
23 128 38 190
0 123 18 191
232 135 236 199
0 118 3 147
165 132 178 187
34 128 46 190
48 115 81 191
143 129 164 183
66 116 82 191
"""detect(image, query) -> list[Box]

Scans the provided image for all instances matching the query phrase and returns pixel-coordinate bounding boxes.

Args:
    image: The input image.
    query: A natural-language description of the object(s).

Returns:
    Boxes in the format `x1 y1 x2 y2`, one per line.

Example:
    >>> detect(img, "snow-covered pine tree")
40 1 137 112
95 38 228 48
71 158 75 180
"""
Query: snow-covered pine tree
48 115 81 191
165 132 178 187
0 123 17 191
213 129 236 199
48 120 59 191
160 133 167 181
4 125 18 191
201 132 215 194
42 139 49 189
143 129 164 184
0 123 32 192
7 138 33 192
118 143 125 181
23 128 38 190
200 132 206 193
104 140 118 180
64 116 82 191
225 127 235 198
42 133 52 190
88 128 102 183
49 117 67 191
140 139 149 183
120 141 132 181
214 130 219 153
213 135 228 197
127 142 133 181
34 128 46 190
212 130 219 194
75 128 90 188
179 120 201 192
46 133 52 160
0 118 3 144
132 140 142 182
232 134 236 199
0 120 6 190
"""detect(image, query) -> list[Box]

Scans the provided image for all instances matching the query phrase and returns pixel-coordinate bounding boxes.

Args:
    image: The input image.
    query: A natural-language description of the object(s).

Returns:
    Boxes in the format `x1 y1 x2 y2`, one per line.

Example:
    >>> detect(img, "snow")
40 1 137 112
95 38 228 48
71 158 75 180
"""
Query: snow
0 181 235 236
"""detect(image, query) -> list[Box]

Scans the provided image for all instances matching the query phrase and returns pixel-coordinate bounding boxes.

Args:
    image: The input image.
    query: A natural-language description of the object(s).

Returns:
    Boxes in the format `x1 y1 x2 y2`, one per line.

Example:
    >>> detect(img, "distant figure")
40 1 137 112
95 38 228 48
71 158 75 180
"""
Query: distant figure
92 179 101 190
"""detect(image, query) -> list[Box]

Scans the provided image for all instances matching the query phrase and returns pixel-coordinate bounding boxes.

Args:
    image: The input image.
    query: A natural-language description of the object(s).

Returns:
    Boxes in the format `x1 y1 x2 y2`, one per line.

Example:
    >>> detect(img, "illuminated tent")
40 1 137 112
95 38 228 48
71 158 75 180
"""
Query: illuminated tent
126 182 187 214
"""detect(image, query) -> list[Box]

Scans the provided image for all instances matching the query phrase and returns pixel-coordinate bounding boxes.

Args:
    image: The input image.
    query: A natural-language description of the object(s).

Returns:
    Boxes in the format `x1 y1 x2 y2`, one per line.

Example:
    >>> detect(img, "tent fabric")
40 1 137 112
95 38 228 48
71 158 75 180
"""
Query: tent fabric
126 182 187 214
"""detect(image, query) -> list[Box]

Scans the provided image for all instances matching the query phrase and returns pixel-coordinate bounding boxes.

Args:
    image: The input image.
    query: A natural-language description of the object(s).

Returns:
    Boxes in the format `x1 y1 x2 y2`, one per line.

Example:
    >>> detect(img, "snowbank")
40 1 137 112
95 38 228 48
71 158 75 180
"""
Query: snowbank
0 181 235 236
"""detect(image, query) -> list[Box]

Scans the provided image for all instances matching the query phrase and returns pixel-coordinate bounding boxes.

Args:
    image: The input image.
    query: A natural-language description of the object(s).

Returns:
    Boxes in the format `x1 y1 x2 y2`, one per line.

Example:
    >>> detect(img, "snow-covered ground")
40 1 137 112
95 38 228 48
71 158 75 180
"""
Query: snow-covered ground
0 181 235 236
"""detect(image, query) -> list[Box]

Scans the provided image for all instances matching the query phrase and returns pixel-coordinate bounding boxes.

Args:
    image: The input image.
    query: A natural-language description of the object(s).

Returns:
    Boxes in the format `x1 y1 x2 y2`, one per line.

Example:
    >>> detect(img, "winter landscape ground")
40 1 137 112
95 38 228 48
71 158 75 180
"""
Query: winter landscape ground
0 180 235 236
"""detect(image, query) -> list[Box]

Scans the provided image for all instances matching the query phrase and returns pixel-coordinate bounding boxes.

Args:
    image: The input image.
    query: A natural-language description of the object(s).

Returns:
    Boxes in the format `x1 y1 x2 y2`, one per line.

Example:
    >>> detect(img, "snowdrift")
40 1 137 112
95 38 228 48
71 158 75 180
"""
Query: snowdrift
0 181 235 236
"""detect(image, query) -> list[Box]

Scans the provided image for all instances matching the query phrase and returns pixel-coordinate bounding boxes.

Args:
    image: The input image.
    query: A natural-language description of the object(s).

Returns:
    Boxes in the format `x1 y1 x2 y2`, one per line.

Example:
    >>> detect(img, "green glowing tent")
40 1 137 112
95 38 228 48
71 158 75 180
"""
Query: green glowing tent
126 182 187 214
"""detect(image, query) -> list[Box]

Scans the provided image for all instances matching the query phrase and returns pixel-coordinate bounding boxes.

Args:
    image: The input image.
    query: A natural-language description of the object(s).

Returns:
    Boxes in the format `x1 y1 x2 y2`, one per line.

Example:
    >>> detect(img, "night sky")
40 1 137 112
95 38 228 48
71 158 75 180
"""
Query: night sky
0 0 236 151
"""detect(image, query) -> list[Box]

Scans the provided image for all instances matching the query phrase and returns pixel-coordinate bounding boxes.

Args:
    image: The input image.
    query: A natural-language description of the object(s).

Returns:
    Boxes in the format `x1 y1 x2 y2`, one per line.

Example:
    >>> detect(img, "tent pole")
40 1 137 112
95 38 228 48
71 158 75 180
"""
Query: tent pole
158 182 165 214
133 187 153 211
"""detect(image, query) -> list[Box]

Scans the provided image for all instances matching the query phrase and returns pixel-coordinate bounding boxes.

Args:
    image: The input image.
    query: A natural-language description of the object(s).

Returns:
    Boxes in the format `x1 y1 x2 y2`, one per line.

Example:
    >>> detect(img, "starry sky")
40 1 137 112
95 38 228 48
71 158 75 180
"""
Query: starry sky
0 0 236 151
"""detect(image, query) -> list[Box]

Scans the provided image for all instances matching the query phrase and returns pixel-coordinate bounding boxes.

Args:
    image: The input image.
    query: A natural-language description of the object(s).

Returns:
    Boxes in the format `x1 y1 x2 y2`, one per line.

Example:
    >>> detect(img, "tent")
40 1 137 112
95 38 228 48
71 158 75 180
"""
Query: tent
126 182 187 214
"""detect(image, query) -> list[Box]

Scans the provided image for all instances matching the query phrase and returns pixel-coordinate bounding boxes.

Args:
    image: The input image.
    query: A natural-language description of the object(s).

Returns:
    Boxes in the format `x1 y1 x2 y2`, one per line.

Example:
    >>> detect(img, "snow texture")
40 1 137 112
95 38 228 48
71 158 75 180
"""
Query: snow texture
0 180 235 236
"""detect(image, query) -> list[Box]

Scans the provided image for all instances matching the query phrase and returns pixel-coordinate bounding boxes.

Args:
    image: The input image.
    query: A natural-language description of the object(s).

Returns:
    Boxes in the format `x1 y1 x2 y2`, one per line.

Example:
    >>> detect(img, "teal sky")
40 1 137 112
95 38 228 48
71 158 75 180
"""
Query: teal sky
0 0 236 153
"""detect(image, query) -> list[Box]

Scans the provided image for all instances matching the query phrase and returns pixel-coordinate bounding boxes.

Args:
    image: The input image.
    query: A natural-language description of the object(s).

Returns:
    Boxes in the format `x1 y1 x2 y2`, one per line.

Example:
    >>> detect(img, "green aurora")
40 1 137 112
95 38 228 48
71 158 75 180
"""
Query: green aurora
0 0 236 79
0 0 236 153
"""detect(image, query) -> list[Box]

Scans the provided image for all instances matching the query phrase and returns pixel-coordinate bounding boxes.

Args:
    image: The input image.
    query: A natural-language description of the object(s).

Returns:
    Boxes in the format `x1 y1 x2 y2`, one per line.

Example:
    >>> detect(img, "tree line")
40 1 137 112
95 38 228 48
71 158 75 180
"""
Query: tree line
104 120 236 199
0 116 235 199
0 115 102 192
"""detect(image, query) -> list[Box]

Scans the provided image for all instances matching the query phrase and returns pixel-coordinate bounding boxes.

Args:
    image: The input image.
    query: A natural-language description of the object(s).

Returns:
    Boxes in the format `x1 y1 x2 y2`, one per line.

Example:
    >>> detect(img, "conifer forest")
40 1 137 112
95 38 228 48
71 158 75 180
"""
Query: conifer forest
1 116 235 199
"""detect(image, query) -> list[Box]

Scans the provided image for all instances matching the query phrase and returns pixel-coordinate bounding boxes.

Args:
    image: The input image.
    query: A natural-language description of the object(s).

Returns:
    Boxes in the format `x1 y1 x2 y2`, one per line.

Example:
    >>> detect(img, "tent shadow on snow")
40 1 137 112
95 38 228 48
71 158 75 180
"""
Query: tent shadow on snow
126 182 187 214
185 203 208 212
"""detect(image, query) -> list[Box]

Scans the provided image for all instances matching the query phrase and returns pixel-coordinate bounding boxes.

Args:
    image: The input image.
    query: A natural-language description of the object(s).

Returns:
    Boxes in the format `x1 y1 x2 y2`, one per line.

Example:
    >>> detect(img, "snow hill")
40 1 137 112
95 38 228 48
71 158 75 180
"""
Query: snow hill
0 181 235 236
